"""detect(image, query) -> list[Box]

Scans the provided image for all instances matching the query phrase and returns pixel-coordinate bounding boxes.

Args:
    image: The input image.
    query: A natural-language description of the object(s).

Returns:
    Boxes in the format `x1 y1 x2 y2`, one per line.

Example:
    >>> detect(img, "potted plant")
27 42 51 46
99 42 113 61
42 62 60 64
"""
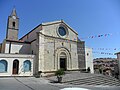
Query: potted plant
87 67 90 73
35 71 42 78
55 69 65 83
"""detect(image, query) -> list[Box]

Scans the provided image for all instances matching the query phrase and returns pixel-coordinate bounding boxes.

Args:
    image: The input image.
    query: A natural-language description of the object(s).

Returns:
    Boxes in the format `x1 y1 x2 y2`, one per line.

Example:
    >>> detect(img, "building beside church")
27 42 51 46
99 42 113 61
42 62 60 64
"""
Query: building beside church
85 47 94 73
0 9 93 77
94 58 119 78
115 52 120 79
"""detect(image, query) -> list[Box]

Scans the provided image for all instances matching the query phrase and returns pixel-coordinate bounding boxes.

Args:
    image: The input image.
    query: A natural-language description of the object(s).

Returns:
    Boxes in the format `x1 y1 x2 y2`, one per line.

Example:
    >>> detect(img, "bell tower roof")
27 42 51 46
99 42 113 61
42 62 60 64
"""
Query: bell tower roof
6 8 19 40
10 8 17 17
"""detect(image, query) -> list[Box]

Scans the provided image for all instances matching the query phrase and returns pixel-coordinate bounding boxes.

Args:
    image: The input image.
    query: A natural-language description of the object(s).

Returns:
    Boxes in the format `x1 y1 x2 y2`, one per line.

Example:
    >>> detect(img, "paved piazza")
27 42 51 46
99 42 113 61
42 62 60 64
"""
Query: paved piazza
0 77 120 90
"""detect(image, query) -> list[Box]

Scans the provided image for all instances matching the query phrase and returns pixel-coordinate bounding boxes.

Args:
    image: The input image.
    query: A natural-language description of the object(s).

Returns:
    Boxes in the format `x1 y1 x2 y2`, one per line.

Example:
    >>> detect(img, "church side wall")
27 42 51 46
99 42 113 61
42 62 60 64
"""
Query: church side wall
20 26 42 42
26 29 37 42
5 42 31 54
31 40 37 54
11 43 31 54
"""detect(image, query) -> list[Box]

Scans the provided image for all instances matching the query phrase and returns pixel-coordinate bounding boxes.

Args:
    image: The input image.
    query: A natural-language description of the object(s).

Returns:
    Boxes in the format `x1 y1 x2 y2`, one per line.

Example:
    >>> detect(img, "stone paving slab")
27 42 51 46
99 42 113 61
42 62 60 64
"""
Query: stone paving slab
46 71 120 86
0 77 120 90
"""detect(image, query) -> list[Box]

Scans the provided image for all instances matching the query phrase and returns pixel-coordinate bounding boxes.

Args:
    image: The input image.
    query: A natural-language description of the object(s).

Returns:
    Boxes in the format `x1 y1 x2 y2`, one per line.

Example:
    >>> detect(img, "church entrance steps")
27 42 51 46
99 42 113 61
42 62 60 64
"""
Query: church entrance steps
63 75 120 86
46 71 120 86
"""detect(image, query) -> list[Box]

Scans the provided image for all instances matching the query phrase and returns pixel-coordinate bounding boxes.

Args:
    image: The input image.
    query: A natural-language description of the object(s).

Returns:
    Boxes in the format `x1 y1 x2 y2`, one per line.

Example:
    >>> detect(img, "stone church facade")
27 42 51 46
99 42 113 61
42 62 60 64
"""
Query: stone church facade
0 9 89 76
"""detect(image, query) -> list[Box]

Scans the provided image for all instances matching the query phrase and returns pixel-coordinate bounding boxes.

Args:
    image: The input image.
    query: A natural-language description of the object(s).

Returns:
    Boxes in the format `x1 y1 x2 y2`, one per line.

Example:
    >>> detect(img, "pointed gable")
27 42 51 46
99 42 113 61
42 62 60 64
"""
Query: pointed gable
41 20 78 41
10 8 17 17
42 20 78 35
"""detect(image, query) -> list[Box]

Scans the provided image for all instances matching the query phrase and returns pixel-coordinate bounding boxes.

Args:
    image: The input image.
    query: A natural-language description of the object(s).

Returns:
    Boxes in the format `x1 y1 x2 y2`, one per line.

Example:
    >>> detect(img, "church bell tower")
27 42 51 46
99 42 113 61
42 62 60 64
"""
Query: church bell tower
6 8 19 40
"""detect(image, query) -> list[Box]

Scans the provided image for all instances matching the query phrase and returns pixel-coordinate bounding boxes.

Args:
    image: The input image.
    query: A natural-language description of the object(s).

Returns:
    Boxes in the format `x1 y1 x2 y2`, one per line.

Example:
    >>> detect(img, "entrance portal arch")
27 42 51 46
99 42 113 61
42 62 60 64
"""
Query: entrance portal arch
55 47 71 70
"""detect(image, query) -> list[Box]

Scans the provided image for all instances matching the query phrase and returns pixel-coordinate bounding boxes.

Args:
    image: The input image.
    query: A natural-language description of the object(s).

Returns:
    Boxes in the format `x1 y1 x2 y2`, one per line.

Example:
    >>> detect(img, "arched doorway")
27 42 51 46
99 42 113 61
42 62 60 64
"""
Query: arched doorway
59 52 67 70
12 60 19 74
55 47 71 70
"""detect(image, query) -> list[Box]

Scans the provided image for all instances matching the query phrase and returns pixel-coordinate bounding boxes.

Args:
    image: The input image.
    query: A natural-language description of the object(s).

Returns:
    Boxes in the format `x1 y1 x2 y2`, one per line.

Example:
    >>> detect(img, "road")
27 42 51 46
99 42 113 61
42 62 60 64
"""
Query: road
0 77 120 90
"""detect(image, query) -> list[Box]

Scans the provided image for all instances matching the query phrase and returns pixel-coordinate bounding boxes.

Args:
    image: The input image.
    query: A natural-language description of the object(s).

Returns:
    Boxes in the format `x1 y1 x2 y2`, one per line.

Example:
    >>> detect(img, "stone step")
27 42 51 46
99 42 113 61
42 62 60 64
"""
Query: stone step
66 80 120 86
64 75 120 86
64 77 119 83
67 79 120 84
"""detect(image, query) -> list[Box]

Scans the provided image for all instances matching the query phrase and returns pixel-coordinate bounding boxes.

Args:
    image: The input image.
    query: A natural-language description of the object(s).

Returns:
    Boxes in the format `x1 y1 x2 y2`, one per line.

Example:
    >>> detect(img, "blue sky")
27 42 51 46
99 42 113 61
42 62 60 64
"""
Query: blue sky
0 0 120 58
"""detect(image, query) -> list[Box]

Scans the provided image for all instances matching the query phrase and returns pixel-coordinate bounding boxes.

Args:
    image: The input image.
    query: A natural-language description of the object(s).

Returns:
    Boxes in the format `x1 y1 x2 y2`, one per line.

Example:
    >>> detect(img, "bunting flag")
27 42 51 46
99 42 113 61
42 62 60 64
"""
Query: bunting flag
92 48 119 51
80 33 113 39
73 52 115 56
93 51 114 55
44 33 114 42
77 48 119 51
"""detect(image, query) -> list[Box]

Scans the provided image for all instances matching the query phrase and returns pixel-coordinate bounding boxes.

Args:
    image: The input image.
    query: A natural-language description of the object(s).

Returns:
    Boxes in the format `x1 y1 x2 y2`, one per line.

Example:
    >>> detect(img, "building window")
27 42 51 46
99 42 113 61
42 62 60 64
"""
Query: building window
57 24 69 38
0 60 7 72
23 60 31 72
12 22 15 27
58 27 66 36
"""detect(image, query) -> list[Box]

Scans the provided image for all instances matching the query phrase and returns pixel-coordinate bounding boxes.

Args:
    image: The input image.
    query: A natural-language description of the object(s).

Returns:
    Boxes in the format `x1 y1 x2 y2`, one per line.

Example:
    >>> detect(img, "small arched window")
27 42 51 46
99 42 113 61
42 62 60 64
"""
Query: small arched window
12 22 15 27
23 60 31 72
0 60 8 72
